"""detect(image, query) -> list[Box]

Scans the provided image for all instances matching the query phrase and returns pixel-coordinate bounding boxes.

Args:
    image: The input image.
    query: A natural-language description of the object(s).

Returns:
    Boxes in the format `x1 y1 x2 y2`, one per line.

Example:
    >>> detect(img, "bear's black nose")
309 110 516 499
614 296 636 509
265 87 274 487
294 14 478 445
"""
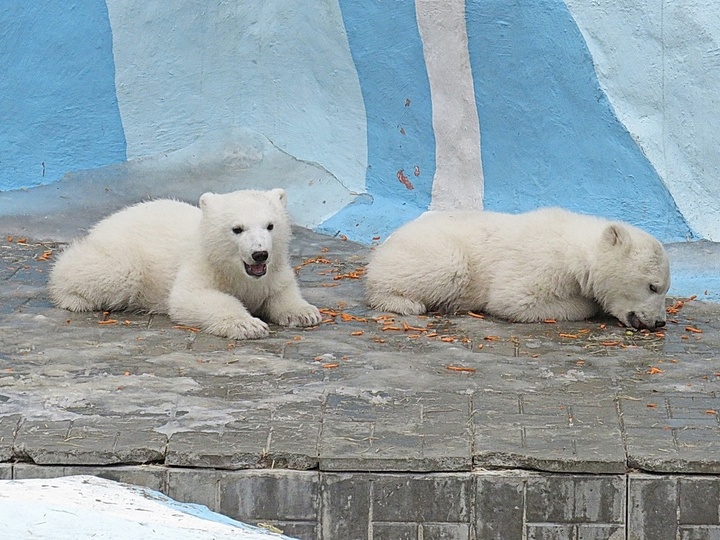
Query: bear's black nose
654 320 666 328
252 251 268 262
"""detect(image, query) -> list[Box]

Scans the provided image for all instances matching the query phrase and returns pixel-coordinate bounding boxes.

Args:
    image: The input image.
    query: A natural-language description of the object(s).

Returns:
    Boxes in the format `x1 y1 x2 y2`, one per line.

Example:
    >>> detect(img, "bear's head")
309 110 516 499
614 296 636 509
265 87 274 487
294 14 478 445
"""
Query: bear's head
199 188 290 279
592 223 670 331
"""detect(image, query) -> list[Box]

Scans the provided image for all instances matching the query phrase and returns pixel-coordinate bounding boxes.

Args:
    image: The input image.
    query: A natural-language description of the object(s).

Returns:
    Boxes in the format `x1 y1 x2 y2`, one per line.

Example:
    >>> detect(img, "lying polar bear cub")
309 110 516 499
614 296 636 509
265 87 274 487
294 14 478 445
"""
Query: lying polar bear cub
366 208 670 330
49 188 321 339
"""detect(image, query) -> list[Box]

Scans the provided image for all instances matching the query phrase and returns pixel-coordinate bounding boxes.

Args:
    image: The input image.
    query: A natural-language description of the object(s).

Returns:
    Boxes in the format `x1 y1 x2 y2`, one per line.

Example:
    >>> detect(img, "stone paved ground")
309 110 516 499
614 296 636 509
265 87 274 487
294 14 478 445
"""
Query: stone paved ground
2 229 720 539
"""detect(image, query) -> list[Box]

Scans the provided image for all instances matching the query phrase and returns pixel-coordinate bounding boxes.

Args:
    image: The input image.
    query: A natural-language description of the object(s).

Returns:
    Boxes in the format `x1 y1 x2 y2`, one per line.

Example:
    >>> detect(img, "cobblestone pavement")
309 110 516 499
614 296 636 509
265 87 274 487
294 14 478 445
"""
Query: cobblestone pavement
2 228 720 539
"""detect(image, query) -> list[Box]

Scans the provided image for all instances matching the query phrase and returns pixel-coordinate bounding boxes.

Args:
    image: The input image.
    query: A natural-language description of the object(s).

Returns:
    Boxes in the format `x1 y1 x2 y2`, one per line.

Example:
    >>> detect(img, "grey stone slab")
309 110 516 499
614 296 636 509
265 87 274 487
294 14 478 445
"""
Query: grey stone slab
625 424 720 474
0 463 11 479
11 463 166 491
627 475 678 540
474 393 625 473
372 523 418 540
679 477 720 525
577 525 624 540
475 474 525 540
422 523 470 540
321 473 371 540
371 474 471 523
0 414 19 461
14 418 166 465
166 406 320 470
219 470 319 524
525 475 625 524
679 528 720 540
166 468 223 511
320 393 472 472
526 525 574 540
266 523 316 540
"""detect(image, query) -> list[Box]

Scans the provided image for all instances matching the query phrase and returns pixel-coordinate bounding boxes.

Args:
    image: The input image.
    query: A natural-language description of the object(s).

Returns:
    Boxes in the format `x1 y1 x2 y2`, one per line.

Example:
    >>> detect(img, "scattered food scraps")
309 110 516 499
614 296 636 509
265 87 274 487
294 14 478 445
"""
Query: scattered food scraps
646 367 665 375
402 322 426 332
544 319 557 324
446 365 476 373
559 333 579 339
468 311 485 319
340 313 367 322
685 326 703 333
599 341 621 347
322 363 339 369
647 403 657 408
333 268 366 280
484 335 500 341
98 319 118 325
666 295 696 314
350 331 364 336
172 325 201 332
37 250 53 261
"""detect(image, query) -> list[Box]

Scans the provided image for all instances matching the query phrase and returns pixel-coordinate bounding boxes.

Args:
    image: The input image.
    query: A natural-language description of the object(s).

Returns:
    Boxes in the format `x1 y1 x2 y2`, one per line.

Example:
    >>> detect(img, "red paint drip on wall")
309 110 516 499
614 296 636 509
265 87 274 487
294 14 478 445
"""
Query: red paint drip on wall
397 169 414 190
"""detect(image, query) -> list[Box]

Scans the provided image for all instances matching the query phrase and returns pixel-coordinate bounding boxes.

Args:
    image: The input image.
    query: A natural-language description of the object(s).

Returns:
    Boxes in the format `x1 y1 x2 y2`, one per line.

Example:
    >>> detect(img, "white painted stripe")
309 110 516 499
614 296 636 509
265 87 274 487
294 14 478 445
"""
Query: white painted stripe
416 0 484 211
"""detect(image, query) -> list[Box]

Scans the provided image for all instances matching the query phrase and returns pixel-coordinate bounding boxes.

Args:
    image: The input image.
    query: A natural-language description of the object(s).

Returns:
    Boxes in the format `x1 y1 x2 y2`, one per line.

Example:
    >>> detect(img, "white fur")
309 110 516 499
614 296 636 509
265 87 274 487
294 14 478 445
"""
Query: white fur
366 208 670 330
49 189 321 339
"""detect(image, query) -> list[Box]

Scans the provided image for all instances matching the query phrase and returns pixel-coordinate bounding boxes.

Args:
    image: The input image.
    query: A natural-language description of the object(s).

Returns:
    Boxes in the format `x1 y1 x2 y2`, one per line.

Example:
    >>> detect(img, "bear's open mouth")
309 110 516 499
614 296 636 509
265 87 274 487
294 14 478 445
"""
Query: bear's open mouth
244 262 267 277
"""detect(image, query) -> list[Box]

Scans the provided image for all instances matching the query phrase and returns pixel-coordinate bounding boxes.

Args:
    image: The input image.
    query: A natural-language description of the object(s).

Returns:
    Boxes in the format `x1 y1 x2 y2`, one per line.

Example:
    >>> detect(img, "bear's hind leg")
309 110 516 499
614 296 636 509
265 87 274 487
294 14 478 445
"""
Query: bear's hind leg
368 294 427 316
49 243 139 312
366 243 470 315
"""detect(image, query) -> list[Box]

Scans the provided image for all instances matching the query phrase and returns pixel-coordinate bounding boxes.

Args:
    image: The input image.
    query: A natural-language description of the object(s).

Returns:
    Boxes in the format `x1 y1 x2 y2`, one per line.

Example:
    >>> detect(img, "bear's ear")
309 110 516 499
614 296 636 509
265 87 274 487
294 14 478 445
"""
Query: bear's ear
199 192 215 209
269 188 287 208
602 224 632 248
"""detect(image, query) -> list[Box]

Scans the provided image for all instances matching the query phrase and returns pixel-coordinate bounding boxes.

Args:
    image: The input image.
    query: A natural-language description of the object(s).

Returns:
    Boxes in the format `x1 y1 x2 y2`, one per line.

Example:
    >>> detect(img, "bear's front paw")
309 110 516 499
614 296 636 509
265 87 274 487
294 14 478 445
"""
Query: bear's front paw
275 303 322 328
207 316 270 340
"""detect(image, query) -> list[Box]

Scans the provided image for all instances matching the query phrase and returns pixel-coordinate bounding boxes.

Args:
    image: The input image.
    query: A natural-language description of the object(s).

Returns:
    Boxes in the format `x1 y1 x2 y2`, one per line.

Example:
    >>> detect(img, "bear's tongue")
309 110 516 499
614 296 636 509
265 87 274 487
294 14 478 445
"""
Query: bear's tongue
244 262 267 277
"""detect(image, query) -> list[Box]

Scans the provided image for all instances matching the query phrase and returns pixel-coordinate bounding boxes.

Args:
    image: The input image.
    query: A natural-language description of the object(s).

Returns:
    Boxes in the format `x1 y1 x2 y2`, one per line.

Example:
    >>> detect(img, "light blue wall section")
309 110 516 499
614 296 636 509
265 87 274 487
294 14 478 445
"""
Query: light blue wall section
0 1 126 191
0 0 710 249
465 0 694 242
320 0 436 241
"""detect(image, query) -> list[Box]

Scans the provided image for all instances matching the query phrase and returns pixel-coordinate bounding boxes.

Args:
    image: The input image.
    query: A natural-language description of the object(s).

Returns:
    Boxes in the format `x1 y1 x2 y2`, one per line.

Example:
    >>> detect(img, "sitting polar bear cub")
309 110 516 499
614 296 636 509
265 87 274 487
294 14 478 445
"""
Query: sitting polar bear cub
49 188 321 339
366 208 670 330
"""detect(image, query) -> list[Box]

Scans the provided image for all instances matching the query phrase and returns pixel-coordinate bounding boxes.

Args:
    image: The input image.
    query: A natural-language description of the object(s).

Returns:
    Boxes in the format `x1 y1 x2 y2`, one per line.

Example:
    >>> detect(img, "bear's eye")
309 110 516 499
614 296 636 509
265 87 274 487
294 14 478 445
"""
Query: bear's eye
649 284 659 293
267 223 274 231
232 226 244 235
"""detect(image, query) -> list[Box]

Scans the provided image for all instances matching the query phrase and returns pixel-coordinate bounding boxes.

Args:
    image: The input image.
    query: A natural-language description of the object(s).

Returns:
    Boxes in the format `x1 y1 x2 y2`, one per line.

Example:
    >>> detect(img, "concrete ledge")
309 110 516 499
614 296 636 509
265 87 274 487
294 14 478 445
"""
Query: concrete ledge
10 464 720 539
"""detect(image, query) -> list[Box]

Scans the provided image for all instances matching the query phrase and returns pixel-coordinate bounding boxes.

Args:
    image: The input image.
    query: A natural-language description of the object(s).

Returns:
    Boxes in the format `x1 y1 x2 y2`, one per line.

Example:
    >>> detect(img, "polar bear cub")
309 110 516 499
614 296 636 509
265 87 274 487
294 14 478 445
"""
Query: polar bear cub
366 208 670 330
49 188 321 339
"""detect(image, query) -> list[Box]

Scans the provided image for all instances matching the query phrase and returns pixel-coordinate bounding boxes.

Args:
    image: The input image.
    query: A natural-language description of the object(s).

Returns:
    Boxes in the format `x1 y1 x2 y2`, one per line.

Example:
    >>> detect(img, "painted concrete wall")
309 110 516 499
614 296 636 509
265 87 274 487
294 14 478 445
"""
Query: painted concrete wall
1 1 718 245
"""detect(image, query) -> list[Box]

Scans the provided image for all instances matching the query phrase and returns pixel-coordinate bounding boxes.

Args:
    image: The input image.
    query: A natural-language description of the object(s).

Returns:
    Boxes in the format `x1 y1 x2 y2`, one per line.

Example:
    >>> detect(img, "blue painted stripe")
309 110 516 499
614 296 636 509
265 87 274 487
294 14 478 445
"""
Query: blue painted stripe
465 0 694 242
0 1 126 191
337 0 435 208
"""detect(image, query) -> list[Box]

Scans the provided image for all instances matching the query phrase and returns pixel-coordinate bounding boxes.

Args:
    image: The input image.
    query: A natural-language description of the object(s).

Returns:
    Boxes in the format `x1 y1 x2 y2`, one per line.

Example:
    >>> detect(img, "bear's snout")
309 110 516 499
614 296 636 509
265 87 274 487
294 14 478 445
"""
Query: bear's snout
252 251 269 262
628 311 666 331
